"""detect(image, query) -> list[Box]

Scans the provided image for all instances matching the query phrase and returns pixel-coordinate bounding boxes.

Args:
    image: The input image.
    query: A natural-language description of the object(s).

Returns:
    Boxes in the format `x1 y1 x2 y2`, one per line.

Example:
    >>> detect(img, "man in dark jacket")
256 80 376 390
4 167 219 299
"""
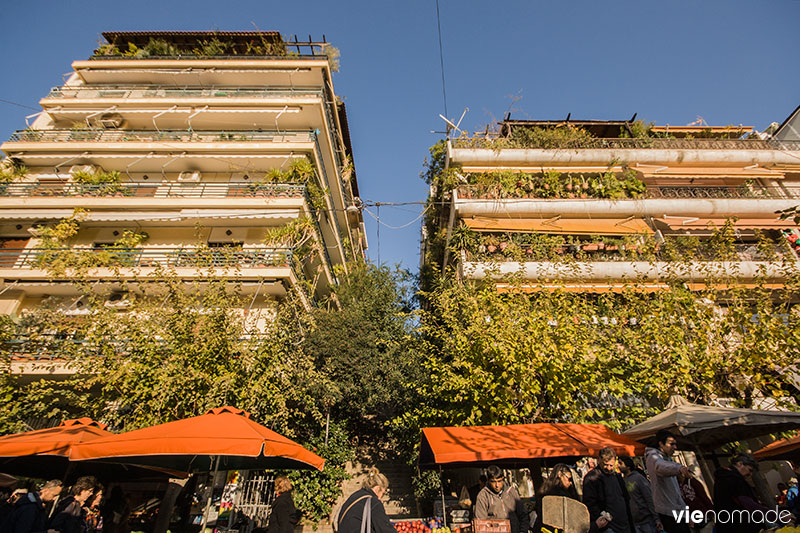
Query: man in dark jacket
714 454 794 533
49 477 95 533
583 448 634 533
619 457 661 533
1 480 62 533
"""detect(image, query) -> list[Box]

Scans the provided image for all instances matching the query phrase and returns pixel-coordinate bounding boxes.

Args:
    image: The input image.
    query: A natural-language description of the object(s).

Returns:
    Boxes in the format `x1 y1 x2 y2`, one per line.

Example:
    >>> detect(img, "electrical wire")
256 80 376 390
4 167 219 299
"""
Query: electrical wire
0 98 39 111
434 0 448 119
363 203 429 230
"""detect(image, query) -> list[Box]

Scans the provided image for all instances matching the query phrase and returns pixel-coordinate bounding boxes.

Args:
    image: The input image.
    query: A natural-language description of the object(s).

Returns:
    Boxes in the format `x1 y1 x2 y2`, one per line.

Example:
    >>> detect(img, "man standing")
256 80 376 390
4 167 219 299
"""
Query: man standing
474 466 529 533
619 457 661 533
1 480 62 533
645 430 691 533
583 447 633 533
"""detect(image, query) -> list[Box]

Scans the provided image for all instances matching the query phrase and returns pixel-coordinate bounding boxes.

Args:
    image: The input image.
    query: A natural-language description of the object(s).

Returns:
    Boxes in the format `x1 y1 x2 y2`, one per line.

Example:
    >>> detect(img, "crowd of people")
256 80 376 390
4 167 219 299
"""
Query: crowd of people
458 429 799 533
0 477 129 533
1 433 799 533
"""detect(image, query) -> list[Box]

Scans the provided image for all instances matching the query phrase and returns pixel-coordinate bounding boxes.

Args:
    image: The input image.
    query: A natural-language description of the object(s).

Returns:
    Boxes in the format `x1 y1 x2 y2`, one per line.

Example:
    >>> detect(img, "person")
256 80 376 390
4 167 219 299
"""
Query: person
714 453 794 533
644 430 690 533
533 464 580 532
474 465 529 533
266 477 300 533
336 468 396 533
0 480 62 533
99 487 128 533
618 457 660 533
677 470 712 532
84 486 102 533
582 447 633 533
468 475 487 516
777 483 789 507
49 477 96 533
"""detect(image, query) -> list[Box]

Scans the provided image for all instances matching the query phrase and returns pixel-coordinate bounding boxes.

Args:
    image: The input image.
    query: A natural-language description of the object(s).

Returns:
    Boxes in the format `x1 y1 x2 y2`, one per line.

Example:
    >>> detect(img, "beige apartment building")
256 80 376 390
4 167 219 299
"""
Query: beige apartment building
0 31 365 375
425 114 800 292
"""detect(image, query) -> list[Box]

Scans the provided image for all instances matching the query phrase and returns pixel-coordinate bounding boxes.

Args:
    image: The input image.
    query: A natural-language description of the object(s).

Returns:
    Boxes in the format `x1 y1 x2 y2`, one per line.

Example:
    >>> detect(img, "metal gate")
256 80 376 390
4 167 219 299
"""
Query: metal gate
233 471 276 530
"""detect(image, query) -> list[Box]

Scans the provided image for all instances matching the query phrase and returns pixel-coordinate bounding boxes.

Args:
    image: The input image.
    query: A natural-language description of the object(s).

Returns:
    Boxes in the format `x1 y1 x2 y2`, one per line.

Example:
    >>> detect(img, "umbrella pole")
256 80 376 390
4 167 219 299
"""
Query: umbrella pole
439 466 447 528
201 456 220 533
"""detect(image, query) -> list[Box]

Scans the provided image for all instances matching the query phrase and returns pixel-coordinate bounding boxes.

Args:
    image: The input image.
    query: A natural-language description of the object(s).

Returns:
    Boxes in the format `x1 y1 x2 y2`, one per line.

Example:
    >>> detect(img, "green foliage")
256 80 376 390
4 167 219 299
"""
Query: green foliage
325 45 341 72
459 169 647 200
257 159 329 211
286 422 354 523
93 37 288 58
71 168 128 196
506 125 596 148
304 262 423 440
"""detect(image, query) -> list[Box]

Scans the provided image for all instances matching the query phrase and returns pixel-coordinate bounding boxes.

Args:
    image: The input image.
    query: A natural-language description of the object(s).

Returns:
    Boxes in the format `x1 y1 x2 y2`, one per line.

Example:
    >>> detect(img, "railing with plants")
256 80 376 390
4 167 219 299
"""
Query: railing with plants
91 37 325 58
46 85 323 99
0 181 306 198
453 228 794 264
0 246 294 270
456 170 647 200
8 129 316 143
451 131 800 151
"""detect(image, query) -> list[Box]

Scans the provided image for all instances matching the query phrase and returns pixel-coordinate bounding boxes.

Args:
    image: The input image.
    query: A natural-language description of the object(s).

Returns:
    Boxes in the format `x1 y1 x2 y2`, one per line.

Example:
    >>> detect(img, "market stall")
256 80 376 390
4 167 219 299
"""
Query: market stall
416 423 645 533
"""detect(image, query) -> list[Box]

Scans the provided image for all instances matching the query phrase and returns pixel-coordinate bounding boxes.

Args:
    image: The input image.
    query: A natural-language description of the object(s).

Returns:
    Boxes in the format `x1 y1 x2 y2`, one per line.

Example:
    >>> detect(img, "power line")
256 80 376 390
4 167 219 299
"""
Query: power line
0 98 39 112
434 0 448 119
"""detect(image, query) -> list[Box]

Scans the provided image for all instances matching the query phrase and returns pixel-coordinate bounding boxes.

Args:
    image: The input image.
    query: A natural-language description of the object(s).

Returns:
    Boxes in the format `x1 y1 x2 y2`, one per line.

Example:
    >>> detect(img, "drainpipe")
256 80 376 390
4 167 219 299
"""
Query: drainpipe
441 139 455 270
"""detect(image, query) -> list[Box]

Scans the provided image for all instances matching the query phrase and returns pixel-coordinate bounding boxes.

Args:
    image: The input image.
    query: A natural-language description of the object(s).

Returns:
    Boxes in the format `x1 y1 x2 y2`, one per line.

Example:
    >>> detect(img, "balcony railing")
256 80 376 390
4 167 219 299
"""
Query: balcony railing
0 246 294 270
46 85 323 100
451 137 800 151
465 241 794 264
7 129 315 143
0 181 306 198
456 184 800 201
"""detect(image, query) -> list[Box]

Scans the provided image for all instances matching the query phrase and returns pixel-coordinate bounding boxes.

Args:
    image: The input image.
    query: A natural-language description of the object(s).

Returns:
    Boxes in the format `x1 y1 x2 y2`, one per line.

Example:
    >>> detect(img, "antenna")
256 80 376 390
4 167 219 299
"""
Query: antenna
438 107 469 137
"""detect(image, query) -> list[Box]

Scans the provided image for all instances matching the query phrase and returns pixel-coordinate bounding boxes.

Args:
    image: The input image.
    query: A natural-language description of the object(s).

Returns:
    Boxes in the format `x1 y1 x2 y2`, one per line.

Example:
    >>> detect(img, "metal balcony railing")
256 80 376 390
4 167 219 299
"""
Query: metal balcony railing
456 184 800 201
7 129 315 143
0 181 306 198
451 137 800 151
465 241 794 264
0 246 294 270
46 85 323 99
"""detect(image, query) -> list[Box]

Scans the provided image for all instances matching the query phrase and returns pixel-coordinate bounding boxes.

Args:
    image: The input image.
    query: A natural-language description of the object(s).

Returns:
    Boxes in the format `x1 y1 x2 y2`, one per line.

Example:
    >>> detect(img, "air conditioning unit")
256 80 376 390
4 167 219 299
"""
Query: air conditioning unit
178 171 201 182
69 164 96 176
105 292 131 310
98 114 125 129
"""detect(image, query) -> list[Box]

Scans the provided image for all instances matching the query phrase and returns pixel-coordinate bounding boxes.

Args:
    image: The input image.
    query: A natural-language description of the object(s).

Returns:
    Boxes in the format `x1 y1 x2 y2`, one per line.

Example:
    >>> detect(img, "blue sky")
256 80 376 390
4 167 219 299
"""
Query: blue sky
1 0 798 272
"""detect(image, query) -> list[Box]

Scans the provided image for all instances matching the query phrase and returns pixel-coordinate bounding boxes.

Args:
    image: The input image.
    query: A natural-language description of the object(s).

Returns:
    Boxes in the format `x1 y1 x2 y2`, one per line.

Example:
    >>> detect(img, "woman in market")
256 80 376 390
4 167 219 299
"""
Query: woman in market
336 468 396 533
533 464 580 532
266 477 301 533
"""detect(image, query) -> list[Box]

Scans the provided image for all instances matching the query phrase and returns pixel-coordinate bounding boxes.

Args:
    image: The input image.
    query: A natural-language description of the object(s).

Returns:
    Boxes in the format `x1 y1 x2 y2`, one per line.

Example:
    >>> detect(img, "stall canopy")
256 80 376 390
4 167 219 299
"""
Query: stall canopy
0 418 177 481
622 396 800 449
70 406 325 472
753 432 800 462
419 423 645 468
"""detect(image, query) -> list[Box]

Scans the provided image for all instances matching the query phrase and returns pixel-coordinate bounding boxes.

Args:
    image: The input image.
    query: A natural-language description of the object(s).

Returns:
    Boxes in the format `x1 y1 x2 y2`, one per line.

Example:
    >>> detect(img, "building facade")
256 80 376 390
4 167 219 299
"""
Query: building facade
423 115 800 292
0 31 365 377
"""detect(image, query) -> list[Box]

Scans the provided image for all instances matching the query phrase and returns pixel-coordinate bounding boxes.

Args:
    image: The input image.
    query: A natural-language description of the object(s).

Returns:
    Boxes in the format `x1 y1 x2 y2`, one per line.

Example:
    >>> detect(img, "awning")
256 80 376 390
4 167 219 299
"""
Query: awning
633 165 784 179
419 423 645 468
496 283 669 294
655 216 795 230
464 216 653 235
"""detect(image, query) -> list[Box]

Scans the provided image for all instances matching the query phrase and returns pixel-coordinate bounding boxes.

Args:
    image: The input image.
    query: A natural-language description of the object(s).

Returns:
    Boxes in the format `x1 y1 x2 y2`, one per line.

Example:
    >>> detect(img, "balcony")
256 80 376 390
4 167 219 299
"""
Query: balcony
457 184 800 201
46 85 322 100
451 136 800 151
7 129 315 144
0 181 306 199
0 246 290 268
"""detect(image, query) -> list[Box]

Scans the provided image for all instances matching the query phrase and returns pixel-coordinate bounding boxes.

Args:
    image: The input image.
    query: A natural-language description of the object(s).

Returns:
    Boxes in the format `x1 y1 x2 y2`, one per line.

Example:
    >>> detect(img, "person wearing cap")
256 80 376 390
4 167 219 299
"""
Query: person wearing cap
713 453 794 533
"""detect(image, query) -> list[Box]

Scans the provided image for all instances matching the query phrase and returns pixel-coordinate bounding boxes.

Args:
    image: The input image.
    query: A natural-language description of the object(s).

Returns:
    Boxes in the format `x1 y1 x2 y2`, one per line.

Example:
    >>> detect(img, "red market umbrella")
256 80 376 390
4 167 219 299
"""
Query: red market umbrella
70 406 325 472
0 418 176 481
753 432 800 461
419 422 645 468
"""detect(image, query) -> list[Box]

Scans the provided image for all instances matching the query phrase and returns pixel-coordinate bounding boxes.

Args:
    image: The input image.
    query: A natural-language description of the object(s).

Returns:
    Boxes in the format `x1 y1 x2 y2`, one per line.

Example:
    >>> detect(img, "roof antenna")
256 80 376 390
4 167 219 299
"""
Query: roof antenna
439 107 468 137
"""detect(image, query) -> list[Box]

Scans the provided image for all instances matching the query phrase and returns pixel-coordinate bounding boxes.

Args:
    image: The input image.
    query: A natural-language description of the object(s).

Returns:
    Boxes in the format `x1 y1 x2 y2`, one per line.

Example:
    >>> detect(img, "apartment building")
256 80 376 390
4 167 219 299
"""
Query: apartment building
424 113 800 292
0 31 365 374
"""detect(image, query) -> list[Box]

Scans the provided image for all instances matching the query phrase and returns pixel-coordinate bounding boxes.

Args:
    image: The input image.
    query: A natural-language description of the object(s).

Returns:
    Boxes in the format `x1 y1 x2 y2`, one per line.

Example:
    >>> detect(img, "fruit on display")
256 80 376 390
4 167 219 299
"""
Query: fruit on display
392 519 453 533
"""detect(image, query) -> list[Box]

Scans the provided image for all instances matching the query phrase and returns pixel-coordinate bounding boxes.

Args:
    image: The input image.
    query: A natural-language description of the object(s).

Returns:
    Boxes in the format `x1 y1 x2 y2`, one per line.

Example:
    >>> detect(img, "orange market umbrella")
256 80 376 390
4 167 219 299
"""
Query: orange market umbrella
419 422 645 468
70 406 325 472
753 432 800 461
0 418 175 481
